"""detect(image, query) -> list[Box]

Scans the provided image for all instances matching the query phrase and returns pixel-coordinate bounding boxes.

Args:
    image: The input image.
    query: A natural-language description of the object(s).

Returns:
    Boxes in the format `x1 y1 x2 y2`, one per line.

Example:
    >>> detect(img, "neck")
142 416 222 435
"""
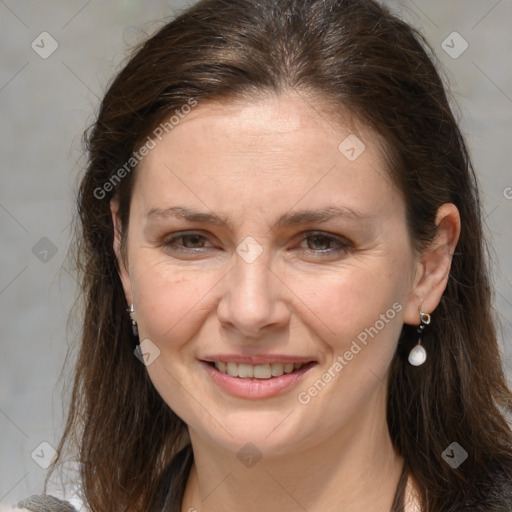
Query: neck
181 389 406 512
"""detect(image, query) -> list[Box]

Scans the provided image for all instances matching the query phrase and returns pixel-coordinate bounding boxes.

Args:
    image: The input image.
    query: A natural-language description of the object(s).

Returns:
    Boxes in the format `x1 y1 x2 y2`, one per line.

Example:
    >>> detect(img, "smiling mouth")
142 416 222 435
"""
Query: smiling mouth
205 361 316 379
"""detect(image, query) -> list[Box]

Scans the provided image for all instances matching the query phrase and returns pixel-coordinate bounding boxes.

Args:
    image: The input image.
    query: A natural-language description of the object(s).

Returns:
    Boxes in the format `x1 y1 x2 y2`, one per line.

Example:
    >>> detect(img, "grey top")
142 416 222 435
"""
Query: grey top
17 495 78 512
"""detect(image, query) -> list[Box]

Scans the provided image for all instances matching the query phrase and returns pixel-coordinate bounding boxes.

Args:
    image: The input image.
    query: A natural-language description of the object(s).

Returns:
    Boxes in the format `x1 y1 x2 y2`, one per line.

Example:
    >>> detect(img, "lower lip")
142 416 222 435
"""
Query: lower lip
200 361 317 399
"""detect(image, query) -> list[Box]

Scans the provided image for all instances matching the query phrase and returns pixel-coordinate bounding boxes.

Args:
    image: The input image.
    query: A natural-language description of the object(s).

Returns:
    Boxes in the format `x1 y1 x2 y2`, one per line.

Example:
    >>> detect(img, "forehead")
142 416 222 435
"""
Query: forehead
146 94 376 156
132 93 400 224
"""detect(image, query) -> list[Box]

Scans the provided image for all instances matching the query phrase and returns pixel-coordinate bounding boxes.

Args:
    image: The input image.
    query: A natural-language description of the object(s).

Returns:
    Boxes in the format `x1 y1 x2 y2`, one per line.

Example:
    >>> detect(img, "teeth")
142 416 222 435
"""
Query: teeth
238 363 254 378
227 362 238 377
284 363 294 373
213 361 306 378
271 363 284 376
254 364 271 379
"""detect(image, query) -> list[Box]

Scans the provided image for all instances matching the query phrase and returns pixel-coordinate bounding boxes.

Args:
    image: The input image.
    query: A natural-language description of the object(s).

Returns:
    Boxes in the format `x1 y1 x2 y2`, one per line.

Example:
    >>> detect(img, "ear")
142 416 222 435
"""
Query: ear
403 203 461 325
110 197 133 307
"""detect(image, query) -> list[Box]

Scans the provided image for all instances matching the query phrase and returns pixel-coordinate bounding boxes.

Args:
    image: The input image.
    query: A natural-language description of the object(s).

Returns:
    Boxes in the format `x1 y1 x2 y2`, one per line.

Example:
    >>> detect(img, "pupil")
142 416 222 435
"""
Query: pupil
185 235 203 247
310 235 329 250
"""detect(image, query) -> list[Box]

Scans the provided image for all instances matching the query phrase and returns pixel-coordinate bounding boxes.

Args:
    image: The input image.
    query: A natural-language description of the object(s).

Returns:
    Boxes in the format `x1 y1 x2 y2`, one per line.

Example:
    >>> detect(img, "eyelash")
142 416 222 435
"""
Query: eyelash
159 231 351 257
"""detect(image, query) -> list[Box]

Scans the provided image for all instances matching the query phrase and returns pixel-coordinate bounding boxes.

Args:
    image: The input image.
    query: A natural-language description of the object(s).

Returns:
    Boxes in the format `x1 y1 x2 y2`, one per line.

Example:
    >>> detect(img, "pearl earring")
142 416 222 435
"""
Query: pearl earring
408 311 430 366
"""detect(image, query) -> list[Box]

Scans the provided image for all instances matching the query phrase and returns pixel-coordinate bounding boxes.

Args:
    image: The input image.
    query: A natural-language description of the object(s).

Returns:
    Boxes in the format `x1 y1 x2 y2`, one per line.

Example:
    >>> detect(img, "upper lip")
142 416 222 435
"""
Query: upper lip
201 354 317 365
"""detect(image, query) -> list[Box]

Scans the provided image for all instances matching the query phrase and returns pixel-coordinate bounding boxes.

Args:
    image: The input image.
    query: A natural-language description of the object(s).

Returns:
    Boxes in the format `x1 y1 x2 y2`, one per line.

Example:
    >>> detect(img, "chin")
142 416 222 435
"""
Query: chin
188 408 324 457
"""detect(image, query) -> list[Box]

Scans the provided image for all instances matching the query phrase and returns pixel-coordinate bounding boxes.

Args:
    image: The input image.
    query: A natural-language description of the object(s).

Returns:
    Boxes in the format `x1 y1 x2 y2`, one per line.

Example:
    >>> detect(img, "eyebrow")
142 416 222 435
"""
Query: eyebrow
145 205 370 230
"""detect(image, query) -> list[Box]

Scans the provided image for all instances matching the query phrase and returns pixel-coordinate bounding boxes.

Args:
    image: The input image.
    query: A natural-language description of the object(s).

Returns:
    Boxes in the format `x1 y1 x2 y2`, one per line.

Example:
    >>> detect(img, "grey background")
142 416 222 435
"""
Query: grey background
1 0 511 505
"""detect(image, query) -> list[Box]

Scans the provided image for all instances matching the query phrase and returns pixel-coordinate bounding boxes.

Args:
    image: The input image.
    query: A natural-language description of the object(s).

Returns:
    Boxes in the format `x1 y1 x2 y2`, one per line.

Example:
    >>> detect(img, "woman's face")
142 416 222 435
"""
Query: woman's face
114 93 422 455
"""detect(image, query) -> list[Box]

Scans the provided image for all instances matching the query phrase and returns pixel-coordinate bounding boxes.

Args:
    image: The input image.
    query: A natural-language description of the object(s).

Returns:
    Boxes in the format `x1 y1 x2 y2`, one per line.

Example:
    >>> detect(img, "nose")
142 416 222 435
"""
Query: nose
216 249 291 339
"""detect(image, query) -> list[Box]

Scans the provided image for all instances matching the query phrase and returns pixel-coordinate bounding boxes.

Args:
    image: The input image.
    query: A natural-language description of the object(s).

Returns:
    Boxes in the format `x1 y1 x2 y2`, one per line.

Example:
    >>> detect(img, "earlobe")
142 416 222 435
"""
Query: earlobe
110 198 133 305
403 203 461 325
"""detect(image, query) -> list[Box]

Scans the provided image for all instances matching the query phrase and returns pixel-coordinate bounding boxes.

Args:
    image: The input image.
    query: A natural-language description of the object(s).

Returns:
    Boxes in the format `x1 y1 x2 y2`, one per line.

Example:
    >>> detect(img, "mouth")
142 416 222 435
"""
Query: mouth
199 359 317 399
203 360 314 379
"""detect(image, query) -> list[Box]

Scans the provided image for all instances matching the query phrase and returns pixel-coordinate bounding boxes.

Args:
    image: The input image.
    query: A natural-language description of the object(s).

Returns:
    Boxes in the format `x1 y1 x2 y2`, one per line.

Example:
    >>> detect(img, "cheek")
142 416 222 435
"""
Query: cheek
130 257 216 350
302 265 405 349
291 270 405 426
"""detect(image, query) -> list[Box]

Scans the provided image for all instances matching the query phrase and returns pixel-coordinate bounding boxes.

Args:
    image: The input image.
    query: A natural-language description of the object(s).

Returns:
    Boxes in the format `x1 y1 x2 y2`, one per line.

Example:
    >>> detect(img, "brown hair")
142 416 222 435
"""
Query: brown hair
46 0 512 510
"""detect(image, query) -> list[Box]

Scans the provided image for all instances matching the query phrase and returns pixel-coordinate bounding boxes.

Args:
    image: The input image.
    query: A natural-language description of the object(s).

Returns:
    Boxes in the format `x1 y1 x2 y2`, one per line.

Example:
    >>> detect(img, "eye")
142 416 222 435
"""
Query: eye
159 230 351 258
297 231 351 257
160 232 213 252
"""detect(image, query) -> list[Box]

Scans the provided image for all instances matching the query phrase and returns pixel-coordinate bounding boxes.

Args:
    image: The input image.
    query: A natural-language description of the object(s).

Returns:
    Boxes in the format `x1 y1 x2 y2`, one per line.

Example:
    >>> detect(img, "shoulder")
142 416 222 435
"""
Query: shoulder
14 495 83 512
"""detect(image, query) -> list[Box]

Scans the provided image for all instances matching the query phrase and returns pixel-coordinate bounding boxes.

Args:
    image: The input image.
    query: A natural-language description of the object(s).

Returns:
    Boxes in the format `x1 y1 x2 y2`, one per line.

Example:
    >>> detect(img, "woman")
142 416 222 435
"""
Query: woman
17 0 512 510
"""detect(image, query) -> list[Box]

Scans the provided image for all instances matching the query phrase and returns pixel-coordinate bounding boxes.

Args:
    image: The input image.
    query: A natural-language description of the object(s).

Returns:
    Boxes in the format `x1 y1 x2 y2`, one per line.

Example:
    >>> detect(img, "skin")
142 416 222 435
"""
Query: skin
111 93 460 512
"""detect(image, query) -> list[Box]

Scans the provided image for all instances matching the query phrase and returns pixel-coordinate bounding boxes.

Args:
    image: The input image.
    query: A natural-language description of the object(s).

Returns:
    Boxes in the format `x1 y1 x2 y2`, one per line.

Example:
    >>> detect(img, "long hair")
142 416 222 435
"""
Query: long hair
46 0 512 510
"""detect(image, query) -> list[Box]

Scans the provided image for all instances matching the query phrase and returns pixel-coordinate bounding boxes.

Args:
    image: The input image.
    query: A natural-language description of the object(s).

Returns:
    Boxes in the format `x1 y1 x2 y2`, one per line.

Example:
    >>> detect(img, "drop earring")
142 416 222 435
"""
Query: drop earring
408 311 430 366
129 303 139 338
